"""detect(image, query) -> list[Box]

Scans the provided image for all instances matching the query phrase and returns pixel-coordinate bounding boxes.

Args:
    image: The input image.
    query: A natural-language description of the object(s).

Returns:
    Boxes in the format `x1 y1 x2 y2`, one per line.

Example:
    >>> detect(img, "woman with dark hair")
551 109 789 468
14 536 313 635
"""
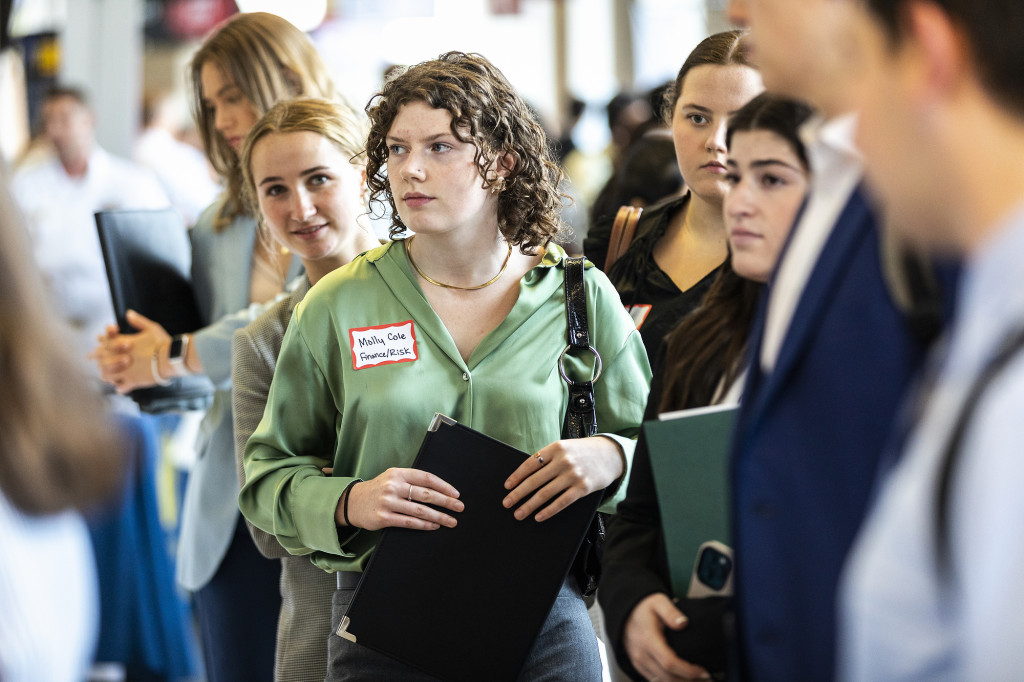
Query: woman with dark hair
599 92 814 682
584 30 763 358
91 13 339 681
239 52 651 681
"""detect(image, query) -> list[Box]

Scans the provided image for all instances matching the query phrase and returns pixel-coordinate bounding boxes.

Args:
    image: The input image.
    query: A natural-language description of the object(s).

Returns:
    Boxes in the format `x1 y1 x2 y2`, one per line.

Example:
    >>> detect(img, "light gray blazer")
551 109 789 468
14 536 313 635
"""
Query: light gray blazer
175 199 302 591
232 276 334 682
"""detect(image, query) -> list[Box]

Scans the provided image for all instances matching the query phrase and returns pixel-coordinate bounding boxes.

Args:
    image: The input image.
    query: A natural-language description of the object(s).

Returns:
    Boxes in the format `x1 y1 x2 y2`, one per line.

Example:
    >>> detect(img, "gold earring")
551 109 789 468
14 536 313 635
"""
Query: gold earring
491 176 506 195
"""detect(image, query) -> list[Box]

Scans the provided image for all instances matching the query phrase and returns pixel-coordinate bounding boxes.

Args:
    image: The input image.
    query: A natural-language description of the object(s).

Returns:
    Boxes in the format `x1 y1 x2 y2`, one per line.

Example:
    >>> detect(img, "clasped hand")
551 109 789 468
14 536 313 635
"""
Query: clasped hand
502 435 624 522
89 309 169 393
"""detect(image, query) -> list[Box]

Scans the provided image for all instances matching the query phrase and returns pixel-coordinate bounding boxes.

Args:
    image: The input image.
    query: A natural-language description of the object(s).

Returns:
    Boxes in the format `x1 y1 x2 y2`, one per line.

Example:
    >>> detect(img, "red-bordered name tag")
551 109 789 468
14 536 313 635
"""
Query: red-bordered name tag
626 303 652 329
349 320 418 370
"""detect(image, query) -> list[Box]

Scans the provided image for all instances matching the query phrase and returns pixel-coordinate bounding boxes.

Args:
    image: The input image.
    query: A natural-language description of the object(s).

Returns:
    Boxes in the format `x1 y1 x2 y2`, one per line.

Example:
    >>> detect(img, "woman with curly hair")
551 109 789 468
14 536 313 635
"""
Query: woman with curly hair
239 52 651 680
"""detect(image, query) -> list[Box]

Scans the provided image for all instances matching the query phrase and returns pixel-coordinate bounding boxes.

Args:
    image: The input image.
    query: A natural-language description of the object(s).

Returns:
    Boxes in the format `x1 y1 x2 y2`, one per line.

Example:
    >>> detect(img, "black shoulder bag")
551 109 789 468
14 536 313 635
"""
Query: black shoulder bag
561 256 607 598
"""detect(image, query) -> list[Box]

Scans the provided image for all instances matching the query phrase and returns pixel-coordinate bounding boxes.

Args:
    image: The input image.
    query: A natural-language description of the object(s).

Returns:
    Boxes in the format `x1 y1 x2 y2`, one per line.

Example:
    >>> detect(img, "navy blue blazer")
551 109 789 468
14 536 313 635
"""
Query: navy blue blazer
730 187 933 681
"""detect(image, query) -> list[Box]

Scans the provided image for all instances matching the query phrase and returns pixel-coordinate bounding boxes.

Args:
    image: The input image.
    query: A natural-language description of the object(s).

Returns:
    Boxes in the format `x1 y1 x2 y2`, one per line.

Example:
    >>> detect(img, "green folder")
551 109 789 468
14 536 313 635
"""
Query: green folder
643 404 738 598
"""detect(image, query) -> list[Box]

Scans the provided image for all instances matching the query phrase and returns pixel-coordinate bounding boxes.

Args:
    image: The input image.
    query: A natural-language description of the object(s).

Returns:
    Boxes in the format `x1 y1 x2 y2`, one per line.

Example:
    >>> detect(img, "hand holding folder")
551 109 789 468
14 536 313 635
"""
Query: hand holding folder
642 404 738 677
338 414 602 682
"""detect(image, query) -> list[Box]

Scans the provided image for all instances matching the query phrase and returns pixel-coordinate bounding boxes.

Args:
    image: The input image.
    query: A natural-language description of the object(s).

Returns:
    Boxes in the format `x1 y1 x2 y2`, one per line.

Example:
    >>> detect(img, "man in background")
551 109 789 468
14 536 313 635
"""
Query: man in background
11 86 169 371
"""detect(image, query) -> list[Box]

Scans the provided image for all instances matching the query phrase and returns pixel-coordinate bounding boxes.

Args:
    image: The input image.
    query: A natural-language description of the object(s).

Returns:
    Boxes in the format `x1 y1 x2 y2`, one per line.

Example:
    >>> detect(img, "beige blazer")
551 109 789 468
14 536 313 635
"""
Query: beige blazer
232 276 334 682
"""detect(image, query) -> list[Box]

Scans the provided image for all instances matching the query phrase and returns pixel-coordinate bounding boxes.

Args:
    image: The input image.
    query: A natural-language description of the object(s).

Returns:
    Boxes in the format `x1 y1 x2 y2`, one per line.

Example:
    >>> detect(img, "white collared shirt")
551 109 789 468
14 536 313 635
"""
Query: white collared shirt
840 204 1024 681
11 146 170 367
760 114 864 373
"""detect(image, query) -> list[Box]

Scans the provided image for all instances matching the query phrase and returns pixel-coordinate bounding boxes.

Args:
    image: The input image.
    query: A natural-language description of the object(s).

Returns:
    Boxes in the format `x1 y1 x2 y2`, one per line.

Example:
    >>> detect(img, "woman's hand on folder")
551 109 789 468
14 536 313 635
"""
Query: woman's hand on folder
90 310 171 392
501 436 624 522
624 593 710 681
342 467 463 531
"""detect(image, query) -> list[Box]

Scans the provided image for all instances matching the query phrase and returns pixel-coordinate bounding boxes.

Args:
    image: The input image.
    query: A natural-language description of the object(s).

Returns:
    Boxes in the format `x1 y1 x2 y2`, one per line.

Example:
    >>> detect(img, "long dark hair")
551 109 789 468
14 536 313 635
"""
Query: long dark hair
658 93 814 411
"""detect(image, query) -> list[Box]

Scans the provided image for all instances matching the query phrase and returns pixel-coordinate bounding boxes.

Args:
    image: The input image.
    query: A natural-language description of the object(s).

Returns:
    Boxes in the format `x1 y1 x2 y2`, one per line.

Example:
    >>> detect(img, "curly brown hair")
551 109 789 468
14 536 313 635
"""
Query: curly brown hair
364 51 567 252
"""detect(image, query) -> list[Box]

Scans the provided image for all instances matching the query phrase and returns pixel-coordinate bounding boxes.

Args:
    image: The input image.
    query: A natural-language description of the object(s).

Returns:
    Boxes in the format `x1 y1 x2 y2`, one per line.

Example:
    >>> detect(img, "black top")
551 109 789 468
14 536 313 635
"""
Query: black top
598 344 674 679
595 194 723 359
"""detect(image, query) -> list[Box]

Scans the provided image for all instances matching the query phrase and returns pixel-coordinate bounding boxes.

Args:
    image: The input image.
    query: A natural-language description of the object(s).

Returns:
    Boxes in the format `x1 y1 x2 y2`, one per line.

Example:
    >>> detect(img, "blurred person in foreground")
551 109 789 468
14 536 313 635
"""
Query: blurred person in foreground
0 172 125 681
838 1 1024 679
722 0 956 678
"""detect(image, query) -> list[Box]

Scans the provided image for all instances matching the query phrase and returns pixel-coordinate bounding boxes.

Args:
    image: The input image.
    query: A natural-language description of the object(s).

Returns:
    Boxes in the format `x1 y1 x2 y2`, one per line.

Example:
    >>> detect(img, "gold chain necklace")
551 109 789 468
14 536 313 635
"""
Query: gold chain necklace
406 237 513 291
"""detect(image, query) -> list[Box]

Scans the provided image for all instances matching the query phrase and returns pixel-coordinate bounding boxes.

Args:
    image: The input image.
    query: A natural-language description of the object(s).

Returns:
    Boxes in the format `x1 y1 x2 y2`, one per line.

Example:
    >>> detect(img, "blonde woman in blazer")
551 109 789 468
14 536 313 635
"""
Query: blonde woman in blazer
91 13 335 682
231 97 380 682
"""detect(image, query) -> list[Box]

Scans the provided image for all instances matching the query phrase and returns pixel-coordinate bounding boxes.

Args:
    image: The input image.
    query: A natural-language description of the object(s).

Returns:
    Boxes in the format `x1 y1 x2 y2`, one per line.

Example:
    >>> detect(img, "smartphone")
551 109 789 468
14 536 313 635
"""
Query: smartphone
686 540 734 598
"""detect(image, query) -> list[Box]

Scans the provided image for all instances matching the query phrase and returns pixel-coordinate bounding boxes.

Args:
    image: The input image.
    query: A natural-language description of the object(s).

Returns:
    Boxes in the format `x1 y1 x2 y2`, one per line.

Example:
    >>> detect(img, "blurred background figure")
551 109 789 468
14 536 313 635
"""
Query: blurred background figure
134 88 220 229
585 128 685 270
9 85 170 372
552 95 586 165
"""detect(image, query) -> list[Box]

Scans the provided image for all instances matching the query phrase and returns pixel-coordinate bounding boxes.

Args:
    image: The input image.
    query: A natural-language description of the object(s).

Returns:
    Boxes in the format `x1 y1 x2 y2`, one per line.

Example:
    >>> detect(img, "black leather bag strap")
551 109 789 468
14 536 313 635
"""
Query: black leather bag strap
562 256 600 439
935 323 1024 575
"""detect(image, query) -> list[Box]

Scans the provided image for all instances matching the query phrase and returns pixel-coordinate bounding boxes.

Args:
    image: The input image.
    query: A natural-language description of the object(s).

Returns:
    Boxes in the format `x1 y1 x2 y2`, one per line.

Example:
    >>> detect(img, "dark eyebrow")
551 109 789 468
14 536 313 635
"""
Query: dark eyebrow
258 166 331 188
680 103 713 114
749 159 804 172
680 103 746 116
385 132 454 144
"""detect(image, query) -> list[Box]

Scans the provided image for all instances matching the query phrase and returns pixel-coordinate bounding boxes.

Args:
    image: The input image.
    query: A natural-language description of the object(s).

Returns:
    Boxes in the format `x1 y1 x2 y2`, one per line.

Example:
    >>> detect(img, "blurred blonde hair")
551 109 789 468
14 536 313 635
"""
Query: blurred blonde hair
0 173 124 515
188 12 338 229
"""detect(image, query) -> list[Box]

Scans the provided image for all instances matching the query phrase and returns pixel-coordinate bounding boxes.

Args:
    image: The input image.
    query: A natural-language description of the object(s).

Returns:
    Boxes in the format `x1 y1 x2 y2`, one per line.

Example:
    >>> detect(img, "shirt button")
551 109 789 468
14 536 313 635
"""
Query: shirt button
461 372 470 381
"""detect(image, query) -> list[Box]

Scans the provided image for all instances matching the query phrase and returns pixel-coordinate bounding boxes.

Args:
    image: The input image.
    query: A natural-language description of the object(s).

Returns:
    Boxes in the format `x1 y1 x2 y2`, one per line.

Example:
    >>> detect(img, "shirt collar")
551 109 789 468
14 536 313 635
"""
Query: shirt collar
801 112 863 177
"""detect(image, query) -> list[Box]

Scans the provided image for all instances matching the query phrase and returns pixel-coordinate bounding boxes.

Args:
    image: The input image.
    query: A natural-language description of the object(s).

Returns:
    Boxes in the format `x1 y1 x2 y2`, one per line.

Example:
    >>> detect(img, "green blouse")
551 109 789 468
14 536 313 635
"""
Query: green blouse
239 240 652 573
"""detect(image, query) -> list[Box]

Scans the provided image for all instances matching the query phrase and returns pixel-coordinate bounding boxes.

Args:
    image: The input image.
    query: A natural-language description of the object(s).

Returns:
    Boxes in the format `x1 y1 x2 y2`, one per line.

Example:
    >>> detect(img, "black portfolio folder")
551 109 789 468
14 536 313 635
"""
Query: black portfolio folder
95 209 213 412
338 414 603 682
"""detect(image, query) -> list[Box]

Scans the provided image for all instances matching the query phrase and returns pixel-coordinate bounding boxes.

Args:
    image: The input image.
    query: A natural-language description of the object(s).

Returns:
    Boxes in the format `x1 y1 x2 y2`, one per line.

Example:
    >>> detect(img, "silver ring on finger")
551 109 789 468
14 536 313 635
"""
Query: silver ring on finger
408 484 414 501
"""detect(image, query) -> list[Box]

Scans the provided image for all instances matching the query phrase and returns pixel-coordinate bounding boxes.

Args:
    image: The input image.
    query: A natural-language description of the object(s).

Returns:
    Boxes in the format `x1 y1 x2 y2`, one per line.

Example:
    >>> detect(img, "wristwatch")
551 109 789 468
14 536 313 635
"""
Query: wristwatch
168 334 190 376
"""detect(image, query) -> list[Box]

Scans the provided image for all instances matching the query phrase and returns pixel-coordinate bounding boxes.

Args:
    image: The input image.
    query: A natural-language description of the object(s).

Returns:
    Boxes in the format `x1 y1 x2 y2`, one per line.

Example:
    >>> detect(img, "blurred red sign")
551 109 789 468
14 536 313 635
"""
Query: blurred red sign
489 0 521 14
165 0 238 40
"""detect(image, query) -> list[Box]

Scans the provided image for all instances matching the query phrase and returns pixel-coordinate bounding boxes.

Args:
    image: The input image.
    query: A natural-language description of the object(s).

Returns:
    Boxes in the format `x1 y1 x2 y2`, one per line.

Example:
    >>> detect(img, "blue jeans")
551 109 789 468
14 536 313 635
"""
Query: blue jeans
326 577 602 681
